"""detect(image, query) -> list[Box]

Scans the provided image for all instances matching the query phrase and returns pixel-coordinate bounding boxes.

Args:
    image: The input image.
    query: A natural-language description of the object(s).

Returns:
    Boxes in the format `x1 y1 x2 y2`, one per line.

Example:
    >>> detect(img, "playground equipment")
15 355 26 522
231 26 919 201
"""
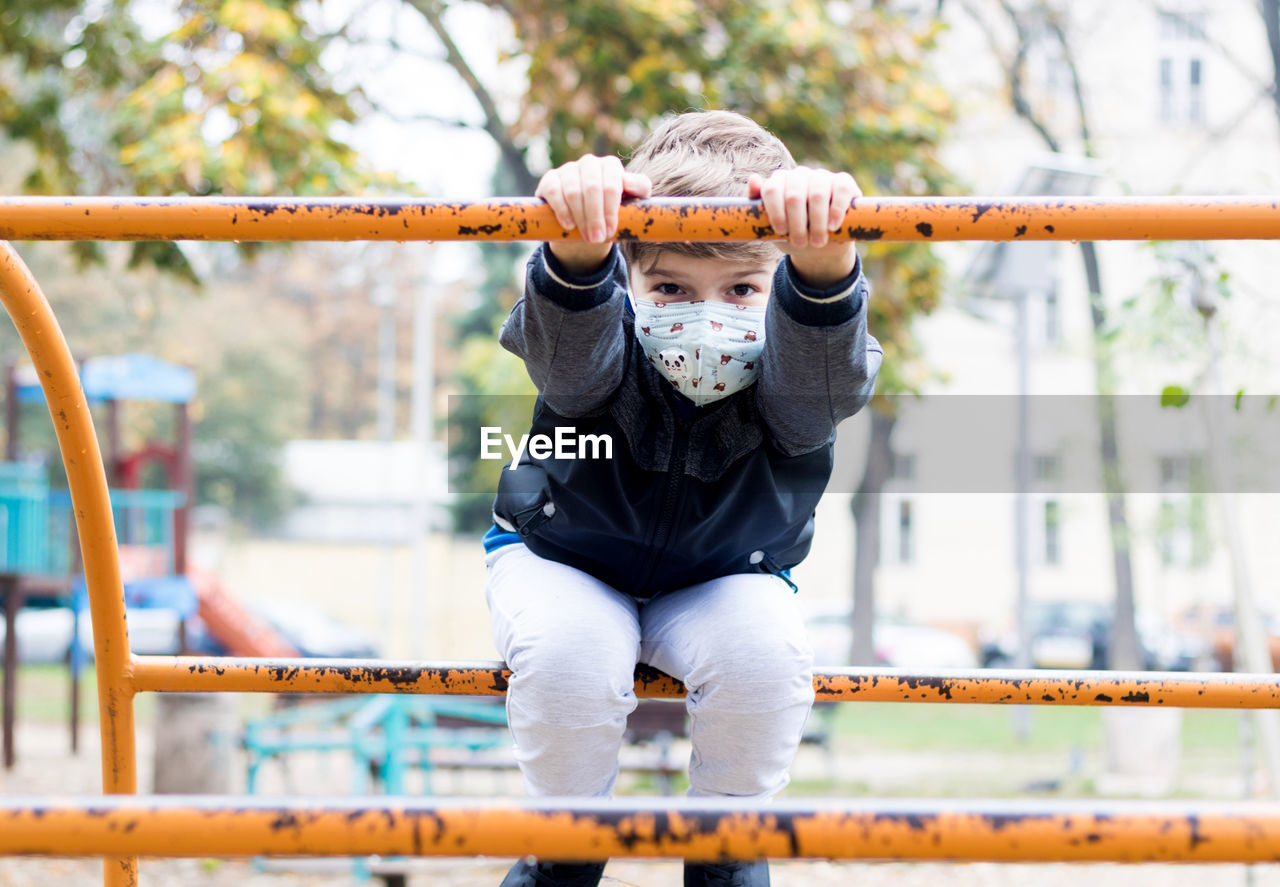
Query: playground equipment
1 355 194 767
2 193 1279 241
243 695 510 796
2 198 1280 885
0 352 300 769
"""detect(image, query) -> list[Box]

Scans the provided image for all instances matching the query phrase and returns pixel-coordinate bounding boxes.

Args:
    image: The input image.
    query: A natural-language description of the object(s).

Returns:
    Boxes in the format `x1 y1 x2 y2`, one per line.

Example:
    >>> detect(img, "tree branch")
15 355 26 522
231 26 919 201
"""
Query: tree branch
998 0 1063 152
1171 82 1276 183
314 0 384 47
1264 0 1280 132
365 100 483 130
956 0 1062 151
332 33 449 66
1042 6 1093 153
403 0 539 194
958 0 1140 669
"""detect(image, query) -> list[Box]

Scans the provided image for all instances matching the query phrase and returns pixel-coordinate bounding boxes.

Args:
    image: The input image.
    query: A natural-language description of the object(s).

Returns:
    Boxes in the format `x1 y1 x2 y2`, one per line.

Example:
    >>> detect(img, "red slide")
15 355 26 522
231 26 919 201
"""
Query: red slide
190 569 300 658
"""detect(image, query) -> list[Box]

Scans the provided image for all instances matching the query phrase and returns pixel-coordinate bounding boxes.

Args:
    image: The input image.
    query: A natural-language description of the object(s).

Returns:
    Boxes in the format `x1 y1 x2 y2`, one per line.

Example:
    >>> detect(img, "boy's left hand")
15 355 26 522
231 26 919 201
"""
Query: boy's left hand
748 167 861 289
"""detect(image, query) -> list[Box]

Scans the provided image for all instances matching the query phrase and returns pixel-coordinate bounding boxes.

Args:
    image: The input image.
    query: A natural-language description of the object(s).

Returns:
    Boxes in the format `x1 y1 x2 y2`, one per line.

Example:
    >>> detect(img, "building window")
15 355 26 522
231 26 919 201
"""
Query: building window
1159 58 1175 123
1033 453 1062 483
1019 452 1063 567
1157 10 1208 126
1158 454 1210 567
1024 283 1062 349
889 451 915 482
1043 499 1061 566
1188 58 1204 123
897 500 914 564
1158 10 1206 41
881 451 916 566
1043 286 1060 344
1160 454 1203 489
880 493 915 566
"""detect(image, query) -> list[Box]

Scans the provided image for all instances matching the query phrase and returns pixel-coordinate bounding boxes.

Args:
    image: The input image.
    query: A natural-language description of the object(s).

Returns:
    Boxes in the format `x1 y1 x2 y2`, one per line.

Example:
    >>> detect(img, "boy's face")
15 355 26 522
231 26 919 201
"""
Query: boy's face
629 252 774 308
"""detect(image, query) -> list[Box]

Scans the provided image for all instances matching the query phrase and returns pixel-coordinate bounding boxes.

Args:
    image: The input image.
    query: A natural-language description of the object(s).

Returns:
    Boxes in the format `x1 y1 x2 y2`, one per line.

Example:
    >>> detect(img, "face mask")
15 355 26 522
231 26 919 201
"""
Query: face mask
632 298 766 405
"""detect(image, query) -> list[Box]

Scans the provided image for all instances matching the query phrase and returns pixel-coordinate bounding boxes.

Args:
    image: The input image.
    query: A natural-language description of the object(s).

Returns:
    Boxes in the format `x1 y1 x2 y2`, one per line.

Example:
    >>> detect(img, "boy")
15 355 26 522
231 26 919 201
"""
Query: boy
485 110 882 887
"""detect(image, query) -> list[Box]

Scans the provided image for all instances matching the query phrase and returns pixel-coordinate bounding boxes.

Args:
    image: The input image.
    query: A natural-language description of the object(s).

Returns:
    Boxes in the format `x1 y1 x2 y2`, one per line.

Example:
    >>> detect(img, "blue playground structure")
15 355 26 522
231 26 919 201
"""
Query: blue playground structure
1 354 194 768
243 695 511 797
2 352 513 809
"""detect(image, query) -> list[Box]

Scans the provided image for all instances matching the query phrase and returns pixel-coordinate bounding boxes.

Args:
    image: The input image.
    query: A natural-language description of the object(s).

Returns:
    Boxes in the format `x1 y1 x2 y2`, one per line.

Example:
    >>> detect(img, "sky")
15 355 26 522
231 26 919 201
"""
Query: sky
307 0 532 284
316 0 516 199
130 0 514 197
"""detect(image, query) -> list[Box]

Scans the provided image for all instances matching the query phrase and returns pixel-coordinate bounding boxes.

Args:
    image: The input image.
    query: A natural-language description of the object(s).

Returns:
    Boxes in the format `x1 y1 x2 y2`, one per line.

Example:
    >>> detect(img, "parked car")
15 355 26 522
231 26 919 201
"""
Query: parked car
0 604 183 664
1176 604 1280 672
803 605 978 669
243 599 381 659
980 600 1208 671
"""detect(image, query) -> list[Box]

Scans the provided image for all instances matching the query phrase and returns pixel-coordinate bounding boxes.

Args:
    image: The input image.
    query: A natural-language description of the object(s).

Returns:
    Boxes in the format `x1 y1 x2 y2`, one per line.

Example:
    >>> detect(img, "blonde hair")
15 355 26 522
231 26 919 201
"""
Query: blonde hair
622 110 794 270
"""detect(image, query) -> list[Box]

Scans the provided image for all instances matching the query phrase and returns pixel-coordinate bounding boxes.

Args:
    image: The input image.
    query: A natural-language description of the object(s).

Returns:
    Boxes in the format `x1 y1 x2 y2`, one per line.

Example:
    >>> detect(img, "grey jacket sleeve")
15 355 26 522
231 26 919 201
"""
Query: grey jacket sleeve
497 244 630 417
757 255 883 456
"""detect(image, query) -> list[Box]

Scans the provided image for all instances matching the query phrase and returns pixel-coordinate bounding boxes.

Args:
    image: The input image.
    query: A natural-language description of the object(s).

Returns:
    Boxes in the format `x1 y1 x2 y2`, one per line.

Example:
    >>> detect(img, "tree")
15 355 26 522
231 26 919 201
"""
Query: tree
404 3 957 652
0 0 394 524
4 0 959 571
445 163 535 532
408 0 955 656
953 0 1143 669
1263 0 1280 132
0 237 322 526
0 0 391 278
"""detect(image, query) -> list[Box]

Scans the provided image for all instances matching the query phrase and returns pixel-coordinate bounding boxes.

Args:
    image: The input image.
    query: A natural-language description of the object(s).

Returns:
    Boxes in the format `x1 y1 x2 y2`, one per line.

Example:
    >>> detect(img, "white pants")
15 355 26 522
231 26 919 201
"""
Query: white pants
484 543 815 799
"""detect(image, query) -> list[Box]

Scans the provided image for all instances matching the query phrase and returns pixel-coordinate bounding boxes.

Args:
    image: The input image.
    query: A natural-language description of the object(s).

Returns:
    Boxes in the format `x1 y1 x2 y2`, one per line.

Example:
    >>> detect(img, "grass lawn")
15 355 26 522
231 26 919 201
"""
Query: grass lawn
827 700 1243 756
13 664 104 723
11 663 1252 800
15 664 1247 758
12 664 277 725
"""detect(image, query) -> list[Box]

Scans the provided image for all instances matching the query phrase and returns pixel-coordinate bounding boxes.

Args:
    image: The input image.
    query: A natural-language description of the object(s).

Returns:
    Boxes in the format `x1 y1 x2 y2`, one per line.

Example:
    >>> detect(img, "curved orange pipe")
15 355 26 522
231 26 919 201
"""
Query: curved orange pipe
0 243 137 887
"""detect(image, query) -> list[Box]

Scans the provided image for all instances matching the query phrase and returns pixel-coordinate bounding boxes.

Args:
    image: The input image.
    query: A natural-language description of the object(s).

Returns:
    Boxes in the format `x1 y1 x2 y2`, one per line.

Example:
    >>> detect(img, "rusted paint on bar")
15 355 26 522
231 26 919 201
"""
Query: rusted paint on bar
1 196 1279 242
129 657 680 698
130 656 1280 708
3 796 1280 862
4 200 1280 886
130 656 519 696
813 666 1280 707
0 244 138 887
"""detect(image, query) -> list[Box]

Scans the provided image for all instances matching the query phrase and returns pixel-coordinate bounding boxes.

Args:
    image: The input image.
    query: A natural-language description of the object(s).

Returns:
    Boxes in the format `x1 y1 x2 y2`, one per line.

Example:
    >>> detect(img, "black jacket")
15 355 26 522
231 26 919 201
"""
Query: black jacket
493 245 882 598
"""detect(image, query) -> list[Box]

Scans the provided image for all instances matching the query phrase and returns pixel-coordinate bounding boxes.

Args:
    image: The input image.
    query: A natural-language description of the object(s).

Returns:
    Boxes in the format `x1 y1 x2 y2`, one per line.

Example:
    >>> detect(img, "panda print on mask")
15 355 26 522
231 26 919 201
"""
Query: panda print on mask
633 298 765 405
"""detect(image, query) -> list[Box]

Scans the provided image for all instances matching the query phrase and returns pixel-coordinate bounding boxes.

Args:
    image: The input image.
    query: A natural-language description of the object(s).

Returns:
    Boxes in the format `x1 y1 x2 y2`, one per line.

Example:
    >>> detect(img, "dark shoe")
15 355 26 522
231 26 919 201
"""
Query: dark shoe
499 857 606 887
684 860 770 886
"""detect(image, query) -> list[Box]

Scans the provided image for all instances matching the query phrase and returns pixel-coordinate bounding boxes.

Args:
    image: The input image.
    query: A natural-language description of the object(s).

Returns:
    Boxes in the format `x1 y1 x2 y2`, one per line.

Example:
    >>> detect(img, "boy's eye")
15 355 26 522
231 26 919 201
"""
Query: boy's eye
656 283 683 295
730 284 757 297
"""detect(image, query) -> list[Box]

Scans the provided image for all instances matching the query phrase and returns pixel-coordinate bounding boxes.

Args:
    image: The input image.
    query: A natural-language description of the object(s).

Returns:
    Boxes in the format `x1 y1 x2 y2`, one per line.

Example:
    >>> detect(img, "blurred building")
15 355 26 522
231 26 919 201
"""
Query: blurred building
793 1 1280 639
280 439 450 543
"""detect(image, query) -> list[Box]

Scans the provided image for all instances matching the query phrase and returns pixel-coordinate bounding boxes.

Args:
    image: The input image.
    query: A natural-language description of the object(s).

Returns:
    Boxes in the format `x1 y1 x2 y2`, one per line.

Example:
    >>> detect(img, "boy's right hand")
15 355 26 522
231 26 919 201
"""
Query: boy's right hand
536 155 652 275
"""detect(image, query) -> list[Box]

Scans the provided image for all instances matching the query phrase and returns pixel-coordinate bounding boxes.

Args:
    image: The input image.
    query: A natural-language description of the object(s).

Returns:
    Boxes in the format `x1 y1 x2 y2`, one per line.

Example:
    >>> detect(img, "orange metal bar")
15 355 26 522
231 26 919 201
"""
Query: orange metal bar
3 796 1280 862
0 195 1278 242
5 194 1280 882
131 656 1280 708
129 657 671 696
0 244 138 887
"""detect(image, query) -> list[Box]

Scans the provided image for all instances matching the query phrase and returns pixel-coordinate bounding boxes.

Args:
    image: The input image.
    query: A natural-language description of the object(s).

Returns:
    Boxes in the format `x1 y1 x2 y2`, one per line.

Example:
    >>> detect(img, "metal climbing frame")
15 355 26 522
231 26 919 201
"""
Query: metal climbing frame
2 197 1280 885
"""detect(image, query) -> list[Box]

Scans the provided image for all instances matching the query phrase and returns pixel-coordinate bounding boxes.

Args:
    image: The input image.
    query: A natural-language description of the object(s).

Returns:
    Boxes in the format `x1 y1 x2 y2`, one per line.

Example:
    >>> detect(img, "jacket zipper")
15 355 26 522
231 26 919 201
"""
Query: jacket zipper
631 418 689 595
759 551 799 594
